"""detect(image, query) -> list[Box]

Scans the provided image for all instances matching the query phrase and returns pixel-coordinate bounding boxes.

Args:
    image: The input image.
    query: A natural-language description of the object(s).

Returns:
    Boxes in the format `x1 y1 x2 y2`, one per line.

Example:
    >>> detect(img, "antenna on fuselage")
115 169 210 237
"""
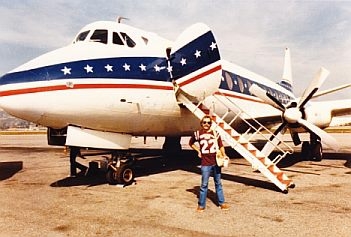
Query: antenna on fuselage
117 16 129 23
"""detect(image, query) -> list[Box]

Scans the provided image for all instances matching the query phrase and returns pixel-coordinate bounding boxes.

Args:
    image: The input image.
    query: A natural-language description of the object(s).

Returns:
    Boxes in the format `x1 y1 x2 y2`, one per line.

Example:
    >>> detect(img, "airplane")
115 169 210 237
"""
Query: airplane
0 18 350 191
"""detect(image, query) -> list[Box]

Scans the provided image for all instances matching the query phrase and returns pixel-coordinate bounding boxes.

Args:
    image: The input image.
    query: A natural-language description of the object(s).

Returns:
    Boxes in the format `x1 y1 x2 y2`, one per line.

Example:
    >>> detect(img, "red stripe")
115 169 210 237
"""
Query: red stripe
0 80 266 106
0 83 173 97
178 65 222 87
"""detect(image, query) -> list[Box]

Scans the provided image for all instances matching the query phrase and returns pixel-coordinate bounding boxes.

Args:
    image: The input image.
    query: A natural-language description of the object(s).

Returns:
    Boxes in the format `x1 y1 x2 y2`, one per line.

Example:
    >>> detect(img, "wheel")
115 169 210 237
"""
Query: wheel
106 169 118 185
311 141 322 161
106 164 134 186
301 141 310 160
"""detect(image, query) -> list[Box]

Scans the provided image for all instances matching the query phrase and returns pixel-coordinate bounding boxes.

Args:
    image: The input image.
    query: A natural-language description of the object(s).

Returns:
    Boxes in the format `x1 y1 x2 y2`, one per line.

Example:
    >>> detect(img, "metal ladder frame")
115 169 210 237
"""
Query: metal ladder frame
177 91 295 193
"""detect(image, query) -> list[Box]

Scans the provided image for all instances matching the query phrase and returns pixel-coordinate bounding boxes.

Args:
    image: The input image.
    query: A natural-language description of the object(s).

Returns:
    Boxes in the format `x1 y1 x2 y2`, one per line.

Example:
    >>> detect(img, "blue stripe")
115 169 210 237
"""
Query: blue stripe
0 57 170 86
220 70 294 105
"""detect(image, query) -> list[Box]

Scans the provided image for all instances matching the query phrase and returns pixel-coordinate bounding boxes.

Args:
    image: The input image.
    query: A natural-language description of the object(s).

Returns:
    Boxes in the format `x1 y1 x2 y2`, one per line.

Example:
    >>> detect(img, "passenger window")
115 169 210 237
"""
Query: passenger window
224 72 233 90
113 32 124 45
247 81 252 94
76 30 90 42
90 29 108 44
121 32 136 47
238 77 244 93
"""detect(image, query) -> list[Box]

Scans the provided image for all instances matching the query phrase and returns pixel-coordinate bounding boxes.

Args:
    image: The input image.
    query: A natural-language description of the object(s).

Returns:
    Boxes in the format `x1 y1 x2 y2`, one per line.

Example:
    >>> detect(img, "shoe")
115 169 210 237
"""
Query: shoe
196 206 205 212
219 203 230 210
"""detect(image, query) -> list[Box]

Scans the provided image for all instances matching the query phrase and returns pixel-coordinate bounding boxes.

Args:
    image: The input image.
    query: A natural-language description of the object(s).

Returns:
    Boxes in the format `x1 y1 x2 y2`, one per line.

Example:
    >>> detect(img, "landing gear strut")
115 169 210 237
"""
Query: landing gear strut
162 136 182 157
301 134 323 161
106 152 135 186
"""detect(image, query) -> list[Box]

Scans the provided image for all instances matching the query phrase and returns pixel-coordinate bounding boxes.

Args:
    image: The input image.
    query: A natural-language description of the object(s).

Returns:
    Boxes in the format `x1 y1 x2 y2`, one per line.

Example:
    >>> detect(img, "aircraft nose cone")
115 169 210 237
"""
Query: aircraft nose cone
284 107 302 123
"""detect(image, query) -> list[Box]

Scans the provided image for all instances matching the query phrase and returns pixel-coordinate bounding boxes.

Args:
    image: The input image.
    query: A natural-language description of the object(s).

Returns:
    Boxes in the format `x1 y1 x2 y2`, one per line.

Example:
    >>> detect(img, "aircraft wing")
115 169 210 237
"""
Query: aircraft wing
312 83 351 99
314 99 351 117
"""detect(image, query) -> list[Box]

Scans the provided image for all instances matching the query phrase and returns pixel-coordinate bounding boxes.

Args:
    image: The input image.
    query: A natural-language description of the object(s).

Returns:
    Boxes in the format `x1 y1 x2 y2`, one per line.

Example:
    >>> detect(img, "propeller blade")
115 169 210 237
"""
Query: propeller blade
274 121 288 136
249 84 285 111
297 118 339 150
261 122 287 157
298 67 330 108
266 92 286 110
289 130 301 146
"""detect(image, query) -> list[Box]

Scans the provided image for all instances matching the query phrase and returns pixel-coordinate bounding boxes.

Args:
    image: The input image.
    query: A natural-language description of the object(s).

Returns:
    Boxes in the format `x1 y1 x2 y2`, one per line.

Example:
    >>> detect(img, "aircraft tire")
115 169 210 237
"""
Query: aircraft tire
311 141 323 161
106 169 118 185
106 164 134 186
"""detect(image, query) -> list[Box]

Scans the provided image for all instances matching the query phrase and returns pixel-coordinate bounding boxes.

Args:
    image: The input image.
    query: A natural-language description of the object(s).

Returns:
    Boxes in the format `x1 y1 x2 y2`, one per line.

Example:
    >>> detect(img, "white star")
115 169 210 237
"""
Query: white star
210 42 217 51
84 64 93 73
153 65 166 72
139 64 147 71
167 65 173 73
154 65 161 72
180 58 187 66
61 66 71 75
105 64 113 72
123 63 130 71
194 50 201 58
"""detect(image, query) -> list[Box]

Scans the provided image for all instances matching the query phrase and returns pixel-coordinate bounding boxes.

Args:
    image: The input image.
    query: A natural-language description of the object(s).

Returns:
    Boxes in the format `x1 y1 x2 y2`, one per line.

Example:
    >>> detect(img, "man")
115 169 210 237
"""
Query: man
189 115 230 212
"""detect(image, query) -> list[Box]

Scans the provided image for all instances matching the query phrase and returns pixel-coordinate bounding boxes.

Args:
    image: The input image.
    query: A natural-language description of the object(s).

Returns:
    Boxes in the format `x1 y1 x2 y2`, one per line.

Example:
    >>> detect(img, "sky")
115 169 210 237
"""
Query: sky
0 0 350 100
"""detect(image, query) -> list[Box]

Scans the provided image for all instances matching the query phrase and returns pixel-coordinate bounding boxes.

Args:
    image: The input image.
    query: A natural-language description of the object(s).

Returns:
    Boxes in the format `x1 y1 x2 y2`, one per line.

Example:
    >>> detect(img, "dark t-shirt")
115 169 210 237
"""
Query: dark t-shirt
189 129 223 166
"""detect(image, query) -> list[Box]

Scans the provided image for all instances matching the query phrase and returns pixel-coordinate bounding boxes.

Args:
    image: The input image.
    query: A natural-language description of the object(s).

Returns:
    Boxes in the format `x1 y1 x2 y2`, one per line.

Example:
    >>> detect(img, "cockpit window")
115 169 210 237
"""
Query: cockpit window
90 29 108 44
121 32 136 48
113 32 124 45
76 30 90 42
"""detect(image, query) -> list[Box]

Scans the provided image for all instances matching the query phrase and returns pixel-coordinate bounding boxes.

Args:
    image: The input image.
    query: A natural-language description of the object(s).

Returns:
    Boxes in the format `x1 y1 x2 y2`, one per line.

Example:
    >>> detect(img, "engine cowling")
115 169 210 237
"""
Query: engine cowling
304 105 332 128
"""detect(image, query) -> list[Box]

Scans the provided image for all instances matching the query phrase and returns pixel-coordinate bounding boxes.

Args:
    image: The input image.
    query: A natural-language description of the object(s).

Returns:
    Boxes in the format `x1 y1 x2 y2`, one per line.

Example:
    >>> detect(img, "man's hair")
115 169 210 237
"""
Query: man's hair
200 115 212 124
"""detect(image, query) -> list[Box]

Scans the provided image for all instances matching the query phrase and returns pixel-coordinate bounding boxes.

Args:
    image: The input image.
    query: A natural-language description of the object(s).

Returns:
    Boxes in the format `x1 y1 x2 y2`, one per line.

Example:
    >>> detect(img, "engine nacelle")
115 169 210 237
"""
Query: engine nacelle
304 105 332 128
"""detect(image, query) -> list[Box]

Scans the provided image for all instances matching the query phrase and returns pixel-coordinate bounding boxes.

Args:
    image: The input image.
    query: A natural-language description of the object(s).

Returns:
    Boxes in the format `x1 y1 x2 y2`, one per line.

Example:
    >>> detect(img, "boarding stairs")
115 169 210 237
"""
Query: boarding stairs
176 90 295 193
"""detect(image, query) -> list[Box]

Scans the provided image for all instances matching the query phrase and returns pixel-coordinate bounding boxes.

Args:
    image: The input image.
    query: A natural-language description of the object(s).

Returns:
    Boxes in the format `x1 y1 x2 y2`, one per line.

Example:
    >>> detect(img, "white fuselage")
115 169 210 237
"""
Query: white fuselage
0 21 293 137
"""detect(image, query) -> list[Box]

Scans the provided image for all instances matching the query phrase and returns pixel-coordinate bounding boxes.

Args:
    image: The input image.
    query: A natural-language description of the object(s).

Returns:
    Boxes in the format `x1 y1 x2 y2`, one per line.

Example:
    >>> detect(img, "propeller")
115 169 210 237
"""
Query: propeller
249 65 338 152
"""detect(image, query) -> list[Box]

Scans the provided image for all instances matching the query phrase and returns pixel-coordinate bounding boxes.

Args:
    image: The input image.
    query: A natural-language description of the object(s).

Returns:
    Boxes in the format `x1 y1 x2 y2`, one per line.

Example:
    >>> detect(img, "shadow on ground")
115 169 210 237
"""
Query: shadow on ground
50 147 350 191
0 161 23 180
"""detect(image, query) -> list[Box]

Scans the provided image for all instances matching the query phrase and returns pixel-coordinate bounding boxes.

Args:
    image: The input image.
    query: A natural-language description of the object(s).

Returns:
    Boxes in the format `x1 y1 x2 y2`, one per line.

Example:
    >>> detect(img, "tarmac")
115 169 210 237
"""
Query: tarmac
0 133 350 237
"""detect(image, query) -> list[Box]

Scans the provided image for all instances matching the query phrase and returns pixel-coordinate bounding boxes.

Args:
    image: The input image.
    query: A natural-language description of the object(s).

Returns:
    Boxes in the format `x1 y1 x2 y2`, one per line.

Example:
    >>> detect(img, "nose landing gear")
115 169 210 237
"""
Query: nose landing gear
106 152 135 186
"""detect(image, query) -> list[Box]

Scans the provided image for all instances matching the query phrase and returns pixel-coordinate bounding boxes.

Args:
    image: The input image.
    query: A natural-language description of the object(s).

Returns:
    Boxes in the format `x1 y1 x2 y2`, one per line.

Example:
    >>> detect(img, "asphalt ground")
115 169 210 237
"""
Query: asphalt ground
0 133 350 237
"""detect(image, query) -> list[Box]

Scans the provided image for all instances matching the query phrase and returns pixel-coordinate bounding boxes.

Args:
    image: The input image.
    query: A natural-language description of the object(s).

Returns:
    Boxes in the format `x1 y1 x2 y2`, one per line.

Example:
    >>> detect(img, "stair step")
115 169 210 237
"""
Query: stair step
280 179 293 187
232 135 240 140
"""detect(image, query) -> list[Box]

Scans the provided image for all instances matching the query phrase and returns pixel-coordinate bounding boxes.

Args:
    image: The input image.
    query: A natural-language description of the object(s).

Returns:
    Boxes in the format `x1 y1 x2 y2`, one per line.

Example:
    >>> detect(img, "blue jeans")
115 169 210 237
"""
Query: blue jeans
199 165 225 208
